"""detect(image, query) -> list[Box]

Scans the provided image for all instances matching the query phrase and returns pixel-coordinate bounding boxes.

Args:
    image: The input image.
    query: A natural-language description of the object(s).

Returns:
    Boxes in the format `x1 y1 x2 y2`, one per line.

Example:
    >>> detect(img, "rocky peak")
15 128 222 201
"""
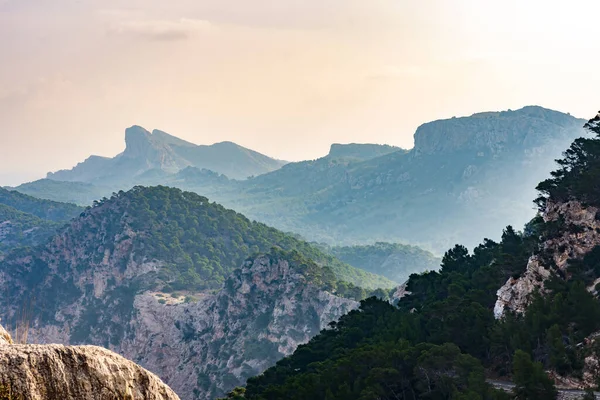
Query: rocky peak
123 125 155 158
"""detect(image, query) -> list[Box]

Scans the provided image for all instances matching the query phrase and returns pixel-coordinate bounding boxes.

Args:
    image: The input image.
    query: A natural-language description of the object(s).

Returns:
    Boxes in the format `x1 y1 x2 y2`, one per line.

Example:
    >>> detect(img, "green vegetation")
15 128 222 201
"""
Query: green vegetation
536 113 600 209
0 187 83 221
1 186 394 293
321 242 440 283
0 204 60 252
115 186 395 291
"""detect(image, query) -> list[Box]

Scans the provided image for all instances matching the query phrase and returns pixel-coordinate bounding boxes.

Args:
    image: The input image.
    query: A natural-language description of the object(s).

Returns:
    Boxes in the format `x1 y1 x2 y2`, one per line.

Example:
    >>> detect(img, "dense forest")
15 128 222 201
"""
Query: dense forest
221 113 600 399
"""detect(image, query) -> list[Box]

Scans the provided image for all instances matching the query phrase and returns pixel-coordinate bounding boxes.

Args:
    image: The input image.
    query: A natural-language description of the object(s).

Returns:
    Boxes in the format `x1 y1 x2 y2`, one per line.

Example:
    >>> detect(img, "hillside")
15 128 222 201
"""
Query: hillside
327 143 404 161
320 242 441 283
12 179 108 206
0 187 83 221
223 110 600 399
0 204 59 253
218 106 586 252
46 126 286 183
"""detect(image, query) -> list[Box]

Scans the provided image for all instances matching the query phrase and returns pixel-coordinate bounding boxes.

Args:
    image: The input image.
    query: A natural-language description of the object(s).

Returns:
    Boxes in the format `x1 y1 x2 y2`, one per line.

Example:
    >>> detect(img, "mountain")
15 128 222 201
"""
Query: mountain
46 126 287 183
12 179 108 206
0 188 83 253
0 204 59 253
0 325 180 400
219 106 587 252
320 242 441 283
0 186 394 399
223 110 600 399
0 187 82 221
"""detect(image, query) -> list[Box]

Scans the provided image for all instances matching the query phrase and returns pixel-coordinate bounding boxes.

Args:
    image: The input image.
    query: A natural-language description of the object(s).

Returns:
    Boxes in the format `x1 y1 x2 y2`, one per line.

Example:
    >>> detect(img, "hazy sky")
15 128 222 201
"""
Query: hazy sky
1 0 599 185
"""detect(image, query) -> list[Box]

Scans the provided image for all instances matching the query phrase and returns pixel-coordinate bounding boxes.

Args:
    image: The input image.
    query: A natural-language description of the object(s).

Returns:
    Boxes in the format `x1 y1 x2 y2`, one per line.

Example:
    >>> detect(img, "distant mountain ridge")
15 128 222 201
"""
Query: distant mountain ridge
10 106 586 253
47 126 287 182
218 106 587 252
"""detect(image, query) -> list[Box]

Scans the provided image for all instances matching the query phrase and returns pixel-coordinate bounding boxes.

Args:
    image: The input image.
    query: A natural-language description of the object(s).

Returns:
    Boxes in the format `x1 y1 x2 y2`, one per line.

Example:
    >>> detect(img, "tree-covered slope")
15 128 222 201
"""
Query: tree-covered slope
0 186 393 293
319 242 440 283
225 110 600 400
0 204 60 253
12 179 107 206
0 187 83 221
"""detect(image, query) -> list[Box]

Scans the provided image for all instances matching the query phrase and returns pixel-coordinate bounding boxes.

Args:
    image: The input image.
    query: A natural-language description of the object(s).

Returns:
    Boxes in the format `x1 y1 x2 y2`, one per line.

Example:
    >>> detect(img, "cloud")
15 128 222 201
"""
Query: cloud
108 18 212 41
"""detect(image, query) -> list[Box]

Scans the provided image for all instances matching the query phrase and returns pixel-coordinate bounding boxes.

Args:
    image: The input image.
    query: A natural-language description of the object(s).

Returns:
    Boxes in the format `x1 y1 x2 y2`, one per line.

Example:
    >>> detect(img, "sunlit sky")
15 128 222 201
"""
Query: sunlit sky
0 0 599 185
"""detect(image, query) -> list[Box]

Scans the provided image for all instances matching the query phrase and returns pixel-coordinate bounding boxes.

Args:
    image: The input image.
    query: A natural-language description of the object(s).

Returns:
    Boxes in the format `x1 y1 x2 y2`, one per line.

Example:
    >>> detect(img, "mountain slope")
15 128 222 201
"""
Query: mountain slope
224 110 600 399
47 126 286 183
0 204 59 253
0 187 83 221
321 242 441 283
12 179 108 206
0 186 397 398
219 106 586 252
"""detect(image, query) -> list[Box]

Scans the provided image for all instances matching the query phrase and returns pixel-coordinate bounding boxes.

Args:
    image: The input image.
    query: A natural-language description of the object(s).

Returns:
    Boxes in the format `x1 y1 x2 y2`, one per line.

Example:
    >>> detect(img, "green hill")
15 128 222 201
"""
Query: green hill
0 187 83 221
320 242 441 283
1 186 394 294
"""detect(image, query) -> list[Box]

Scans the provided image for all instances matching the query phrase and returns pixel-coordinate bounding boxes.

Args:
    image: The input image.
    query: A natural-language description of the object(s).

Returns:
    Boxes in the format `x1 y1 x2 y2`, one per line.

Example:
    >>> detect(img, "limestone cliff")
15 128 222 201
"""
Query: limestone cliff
495 200 600 318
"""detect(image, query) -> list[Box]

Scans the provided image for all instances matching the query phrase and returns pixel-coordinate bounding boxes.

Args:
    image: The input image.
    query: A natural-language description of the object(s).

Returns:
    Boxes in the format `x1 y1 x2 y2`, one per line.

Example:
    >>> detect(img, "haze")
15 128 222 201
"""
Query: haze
1 0 599 186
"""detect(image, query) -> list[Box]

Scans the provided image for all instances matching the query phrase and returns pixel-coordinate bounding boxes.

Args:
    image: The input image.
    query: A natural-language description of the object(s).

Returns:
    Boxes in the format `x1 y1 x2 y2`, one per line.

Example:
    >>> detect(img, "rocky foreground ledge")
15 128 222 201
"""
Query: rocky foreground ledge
0 325 179 400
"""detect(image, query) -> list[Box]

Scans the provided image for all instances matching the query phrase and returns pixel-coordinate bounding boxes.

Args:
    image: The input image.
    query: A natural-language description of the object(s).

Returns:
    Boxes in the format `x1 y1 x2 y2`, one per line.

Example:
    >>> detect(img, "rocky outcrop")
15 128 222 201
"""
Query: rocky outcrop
495 200 600 318
0 342 179 400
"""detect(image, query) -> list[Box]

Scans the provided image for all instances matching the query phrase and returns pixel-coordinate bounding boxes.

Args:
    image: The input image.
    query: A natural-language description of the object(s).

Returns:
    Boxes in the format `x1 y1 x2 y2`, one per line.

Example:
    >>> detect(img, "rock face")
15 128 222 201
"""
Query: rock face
118 256 358 399
0 342 179 400
495 200 600 318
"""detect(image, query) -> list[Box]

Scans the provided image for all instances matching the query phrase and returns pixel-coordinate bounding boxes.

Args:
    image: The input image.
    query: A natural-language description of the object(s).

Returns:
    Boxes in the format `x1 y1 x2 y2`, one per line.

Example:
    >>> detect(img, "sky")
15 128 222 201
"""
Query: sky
0 0 599 186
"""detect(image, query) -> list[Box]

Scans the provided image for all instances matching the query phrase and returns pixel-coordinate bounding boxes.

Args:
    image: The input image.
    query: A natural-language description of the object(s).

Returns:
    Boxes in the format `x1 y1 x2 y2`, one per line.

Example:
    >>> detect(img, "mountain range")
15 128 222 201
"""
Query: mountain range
10 106 586 253
1 107 599 400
